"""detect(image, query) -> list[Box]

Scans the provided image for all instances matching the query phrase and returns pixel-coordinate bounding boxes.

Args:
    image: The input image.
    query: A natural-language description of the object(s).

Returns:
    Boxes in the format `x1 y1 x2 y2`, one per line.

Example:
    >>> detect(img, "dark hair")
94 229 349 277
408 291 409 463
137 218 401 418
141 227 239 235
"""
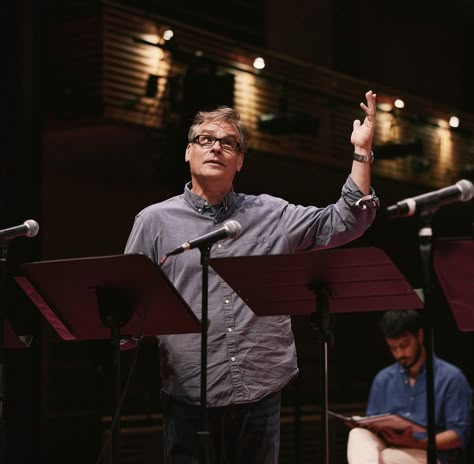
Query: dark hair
380 310 424 338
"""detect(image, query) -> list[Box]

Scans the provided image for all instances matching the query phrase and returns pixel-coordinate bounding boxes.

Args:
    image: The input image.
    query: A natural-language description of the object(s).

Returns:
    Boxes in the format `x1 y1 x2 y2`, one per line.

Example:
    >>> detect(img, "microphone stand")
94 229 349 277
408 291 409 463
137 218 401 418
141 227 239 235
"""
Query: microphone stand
0 241 9 462
417 213 437 464
198 244 211 464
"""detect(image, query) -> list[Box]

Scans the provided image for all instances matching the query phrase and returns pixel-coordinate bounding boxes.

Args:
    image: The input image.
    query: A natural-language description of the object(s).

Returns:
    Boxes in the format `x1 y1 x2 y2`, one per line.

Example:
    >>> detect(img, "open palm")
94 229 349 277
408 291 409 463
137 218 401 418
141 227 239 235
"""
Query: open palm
350 90 377 150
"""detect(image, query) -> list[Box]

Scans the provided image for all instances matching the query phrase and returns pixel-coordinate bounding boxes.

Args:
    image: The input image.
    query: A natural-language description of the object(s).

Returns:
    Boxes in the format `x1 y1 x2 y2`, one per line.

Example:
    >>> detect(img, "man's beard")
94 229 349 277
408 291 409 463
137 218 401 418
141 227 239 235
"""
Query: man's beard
398 340 423 369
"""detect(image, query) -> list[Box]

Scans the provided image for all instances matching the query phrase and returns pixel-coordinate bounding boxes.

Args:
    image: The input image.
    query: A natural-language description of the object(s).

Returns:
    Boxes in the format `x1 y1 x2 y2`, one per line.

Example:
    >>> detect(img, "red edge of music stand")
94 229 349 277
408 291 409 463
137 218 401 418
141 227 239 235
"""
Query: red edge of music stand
209 246 423 316
434 239 474 332
15 254 200 342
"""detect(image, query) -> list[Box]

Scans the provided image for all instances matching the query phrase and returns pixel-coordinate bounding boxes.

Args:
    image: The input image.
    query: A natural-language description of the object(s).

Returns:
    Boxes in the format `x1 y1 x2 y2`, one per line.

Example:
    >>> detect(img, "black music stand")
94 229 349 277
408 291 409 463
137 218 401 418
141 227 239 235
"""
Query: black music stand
16 254 200 464
433 239 474 332
209 246 423 464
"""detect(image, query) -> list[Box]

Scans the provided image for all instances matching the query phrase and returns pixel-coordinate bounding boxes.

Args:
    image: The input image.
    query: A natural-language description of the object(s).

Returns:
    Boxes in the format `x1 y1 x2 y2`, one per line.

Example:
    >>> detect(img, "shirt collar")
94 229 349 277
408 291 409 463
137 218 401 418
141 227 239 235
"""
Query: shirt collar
398 354 438 377
183 182 236 214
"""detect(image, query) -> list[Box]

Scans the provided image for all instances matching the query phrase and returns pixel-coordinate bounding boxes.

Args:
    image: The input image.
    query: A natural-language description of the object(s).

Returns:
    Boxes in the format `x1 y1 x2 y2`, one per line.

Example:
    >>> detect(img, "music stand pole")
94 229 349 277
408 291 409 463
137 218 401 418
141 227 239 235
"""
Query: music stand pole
418 215 437 464
95 287 134 464
309 286 332 464
198 245 211 464
111 325 121 464
0 242 8 462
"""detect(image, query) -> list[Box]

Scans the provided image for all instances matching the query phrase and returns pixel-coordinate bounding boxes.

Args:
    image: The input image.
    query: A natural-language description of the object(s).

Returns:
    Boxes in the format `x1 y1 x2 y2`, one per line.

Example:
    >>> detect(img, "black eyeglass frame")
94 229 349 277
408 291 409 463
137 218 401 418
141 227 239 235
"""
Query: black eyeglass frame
192 135 241 153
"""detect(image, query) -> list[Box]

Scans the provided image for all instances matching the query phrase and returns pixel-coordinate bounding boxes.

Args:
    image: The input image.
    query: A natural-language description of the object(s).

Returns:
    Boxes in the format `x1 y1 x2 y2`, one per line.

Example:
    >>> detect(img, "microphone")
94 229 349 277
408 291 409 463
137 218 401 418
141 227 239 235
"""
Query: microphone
386 179 474 218
0 219 40 241
166 220 242 257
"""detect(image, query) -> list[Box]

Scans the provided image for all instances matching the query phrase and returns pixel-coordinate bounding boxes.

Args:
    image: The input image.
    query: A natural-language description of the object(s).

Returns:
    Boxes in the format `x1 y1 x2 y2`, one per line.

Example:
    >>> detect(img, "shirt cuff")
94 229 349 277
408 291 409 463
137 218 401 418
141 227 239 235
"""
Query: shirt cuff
355 194 380 210
342 175 380 209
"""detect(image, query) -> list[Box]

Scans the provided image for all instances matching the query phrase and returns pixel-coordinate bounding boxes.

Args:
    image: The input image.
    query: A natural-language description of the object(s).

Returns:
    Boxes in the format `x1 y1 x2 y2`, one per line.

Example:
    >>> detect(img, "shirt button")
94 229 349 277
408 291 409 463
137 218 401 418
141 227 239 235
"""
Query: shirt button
410 397 414 401
217 243 223 248
406 412 411 416
227 328 233 333
231 356 236 362
224 298 230 304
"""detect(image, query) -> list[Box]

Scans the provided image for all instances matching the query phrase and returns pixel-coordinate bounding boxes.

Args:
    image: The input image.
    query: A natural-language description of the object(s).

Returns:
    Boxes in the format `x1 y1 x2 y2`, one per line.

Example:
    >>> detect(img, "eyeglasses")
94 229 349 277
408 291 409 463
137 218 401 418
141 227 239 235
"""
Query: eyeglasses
192 135 241 153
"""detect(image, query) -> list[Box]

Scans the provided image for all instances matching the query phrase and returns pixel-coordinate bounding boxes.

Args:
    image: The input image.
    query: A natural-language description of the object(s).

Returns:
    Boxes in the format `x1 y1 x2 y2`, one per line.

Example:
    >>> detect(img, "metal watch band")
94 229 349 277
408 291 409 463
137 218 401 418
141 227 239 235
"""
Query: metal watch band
353 151 374 164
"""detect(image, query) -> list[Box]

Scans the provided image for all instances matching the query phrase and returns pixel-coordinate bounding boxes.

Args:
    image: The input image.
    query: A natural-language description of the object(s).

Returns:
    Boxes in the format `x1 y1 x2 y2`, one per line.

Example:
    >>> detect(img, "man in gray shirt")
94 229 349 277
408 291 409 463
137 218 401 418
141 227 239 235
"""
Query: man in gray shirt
125 90 378 463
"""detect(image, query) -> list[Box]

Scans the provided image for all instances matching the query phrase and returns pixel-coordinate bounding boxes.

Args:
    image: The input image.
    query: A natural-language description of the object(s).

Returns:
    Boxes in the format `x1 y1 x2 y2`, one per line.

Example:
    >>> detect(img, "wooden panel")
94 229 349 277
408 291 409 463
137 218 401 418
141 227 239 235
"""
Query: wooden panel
48 1 474 190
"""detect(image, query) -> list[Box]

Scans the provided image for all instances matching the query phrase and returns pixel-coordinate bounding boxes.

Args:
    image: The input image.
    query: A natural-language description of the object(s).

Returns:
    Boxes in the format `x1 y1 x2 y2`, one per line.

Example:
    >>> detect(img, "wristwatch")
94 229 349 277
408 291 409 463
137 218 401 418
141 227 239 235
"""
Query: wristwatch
353 151 374 164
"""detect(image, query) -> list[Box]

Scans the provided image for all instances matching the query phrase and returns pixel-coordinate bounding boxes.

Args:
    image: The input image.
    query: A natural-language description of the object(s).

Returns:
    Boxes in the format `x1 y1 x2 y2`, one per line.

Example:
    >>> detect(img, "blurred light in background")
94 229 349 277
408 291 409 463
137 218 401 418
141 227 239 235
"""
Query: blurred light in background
253 57 265 70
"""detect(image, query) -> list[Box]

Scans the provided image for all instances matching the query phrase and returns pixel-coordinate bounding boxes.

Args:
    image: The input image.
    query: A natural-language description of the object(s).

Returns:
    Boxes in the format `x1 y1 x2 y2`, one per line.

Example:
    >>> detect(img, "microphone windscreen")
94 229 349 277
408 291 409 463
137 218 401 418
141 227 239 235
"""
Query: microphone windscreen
224 220 242 238
457 179 474 202
24 219 40 237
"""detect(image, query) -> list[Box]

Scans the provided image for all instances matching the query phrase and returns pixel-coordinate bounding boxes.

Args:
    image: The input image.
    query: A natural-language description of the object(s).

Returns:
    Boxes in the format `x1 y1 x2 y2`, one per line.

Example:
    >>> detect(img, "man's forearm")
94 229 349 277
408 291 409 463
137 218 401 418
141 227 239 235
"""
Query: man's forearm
415 430 462 451
431 430 462 451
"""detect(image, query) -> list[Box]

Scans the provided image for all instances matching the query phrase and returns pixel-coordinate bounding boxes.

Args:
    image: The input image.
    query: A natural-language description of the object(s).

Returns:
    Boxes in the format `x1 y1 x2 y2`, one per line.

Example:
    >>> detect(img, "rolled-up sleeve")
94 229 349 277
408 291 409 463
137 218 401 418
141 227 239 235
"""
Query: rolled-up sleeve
444 372 472 448
280 175 378 252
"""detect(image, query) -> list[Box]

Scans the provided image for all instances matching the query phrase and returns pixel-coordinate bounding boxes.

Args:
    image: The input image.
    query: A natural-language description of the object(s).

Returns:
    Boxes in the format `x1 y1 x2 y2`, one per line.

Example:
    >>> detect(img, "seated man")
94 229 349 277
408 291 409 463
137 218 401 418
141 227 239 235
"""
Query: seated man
347 310 472 464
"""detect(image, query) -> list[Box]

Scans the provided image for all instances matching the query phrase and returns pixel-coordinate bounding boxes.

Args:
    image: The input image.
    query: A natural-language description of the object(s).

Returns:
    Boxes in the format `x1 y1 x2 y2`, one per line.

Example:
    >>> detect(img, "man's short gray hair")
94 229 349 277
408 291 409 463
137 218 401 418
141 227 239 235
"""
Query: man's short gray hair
188 106 251 154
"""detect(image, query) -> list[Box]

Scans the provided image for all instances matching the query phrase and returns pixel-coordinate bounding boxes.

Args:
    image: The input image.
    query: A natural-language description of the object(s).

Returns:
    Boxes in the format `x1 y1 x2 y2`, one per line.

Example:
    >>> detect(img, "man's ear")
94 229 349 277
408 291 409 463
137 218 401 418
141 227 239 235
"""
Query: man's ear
185 144 192 162
236 153 245 172
417 328 424 344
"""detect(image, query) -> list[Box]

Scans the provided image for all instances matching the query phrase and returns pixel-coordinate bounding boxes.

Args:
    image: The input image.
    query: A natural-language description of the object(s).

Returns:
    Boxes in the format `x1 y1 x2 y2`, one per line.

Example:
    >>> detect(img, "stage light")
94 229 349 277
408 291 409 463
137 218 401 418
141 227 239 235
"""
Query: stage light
394 98 405 109
253 57 265 70
449 116 460 128
163 29 174 41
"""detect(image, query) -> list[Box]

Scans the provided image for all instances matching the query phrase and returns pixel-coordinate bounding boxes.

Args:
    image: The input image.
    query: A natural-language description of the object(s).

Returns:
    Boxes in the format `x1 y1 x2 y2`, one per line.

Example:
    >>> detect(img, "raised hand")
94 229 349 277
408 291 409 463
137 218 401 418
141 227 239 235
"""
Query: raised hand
351 90 377 152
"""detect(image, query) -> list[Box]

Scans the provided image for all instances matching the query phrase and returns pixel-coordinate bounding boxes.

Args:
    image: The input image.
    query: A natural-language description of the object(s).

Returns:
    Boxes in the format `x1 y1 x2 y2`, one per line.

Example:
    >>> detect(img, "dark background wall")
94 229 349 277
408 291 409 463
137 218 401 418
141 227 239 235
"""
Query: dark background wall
266 0 474 113
2 1 473 463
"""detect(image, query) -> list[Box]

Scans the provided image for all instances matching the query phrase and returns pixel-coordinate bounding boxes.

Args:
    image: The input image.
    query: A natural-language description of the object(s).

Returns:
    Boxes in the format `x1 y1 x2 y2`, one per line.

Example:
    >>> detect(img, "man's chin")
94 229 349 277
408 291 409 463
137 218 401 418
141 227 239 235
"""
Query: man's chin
401 360 419 370
203 162 226 170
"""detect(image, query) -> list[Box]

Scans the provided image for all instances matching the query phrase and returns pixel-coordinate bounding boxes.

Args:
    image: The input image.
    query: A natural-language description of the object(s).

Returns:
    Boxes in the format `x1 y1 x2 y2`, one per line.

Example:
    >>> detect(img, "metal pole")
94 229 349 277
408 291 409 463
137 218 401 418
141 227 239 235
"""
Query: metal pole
198 245 211 464
418 218 437 464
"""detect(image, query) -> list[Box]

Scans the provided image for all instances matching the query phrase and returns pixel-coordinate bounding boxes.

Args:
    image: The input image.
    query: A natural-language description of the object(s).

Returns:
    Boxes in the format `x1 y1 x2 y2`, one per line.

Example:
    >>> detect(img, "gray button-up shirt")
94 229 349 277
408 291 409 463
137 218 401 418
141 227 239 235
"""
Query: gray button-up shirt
125 175 377 406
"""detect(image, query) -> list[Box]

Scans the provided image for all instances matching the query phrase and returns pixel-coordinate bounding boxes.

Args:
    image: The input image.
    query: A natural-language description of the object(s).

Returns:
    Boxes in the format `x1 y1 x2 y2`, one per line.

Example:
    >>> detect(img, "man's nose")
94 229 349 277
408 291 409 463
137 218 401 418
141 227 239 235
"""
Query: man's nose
211 139 223 151
393 348 403 358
